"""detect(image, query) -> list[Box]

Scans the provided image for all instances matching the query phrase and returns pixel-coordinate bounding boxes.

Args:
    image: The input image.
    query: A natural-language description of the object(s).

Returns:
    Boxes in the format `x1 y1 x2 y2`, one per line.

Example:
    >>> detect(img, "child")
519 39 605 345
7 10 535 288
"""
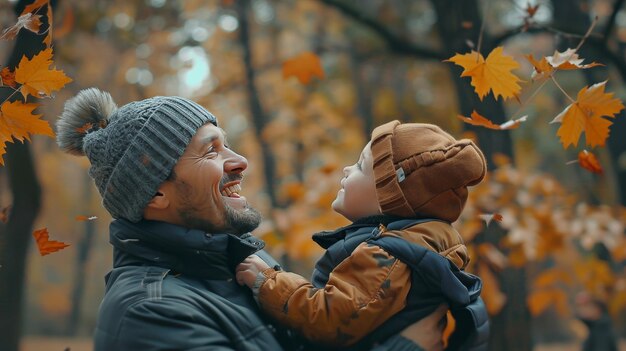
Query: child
236 120 489 350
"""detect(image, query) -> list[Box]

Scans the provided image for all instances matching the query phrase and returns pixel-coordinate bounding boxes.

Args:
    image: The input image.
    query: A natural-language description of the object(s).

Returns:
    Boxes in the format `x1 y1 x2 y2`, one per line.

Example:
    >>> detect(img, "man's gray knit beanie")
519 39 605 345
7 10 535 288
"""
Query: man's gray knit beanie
56 88 217 222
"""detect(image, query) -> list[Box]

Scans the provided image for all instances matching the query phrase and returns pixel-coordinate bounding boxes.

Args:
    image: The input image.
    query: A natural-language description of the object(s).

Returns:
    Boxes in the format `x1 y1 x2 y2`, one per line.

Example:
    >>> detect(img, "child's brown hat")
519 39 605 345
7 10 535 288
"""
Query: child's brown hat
370 120 486 222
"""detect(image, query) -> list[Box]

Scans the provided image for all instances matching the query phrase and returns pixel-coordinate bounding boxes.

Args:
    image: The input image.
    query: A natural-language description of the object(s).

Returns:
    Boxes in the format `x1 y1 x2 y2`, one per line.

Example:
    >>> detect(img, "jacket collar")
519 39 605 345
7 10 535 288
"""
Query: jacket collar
311 215 405 249
109 219 265 279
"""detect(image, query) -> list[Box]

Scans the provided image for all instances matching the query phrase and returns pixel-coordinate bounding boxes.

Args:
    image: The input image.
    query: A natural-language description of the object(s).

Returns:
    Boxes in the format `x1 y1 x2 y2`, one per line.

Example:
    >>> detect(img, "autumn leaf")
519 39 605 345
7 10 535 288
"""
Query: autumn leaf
0 67 17 88
14 47 72 99
282 52 324 84
478 213 503 227
546 48 602 71
0 13 42 40
75 215 98 221
21 0 49 15
445 47 522 101
0 101 54 165
576 150 603 174
550 81 624 148
32 228 70 256
458 110 527 130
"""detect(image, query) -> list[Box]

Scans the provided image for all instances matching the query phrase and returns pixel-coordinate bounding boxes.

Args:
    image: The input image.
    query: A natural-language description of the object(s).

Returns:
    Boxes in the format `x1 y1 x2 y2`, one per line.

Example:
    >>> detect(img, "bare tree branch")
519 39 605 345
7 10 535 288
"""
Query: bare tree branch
316 0 446 61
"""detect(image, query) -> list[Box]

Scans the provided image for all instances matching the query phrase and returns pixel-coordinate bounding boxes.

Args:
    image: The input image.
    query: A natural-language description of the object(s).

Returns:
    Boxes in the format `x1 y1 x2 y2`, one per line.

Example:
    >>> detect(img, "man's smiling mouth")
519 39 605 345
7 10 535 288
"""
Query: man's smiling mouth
221 183 242 198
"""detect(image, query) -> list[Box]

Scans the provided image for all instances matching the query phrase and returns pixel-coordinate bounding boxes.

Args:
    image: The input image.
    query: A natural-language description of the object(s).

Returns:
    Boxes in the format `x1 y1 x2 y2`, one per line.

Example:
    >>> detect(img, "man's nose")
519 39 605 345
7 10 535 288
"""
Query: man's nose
224 149 248 174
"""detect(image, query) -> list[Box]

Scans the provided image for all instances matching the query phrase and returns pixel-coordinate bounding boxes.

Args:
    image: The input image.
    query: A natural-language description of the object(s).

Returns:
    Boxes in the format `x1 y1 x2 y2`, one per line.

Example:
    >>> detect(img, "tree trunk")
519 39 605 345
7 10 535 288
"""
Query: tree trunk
428 1 529 350
67 174 96 336
235 0 280 208
0 1 52 350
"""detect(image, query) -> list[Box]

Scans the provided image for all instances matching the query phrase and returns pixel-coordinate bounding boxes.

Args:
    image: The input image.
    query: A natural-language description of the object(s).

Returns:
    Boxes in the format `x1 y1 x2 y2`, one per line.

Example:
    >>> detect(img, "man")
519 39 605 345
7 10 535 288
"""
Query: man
56 88 447 350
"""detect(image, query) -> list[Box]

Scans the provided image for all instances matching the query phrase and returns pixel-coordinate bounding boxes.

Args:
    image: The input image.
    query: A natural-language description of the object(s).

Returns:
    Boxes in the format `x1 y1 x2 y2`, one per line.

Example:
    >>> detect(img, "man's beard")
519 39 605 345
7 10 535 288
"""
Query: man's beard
178 200 262 236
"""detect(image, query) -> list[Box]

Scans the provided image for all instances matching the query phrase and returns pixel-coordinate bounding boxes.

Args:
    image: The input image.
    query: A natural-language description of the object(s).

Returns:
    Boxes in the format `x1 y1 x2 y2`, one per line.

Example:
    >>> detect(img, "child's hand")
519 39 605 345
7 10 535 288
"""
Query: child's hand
235 255 271 288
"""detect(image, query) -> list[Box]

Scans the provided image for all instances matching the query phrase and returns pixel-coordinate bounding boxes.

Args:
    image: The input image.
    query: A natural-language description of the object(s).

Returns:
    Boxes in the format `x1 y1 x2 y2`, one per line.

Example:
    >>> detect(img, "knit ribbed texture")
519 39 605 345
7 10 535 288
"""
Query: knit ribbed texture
83 96 217 222
370 120 487 223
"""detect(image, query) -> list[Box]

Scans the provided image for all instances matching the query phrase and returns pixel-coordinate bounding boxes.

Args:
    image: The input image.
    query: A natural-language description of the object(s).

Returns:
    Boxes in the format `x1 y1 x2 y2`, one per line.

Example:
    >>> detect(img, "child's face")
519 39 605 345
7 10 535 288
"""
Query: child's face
332 141 381 221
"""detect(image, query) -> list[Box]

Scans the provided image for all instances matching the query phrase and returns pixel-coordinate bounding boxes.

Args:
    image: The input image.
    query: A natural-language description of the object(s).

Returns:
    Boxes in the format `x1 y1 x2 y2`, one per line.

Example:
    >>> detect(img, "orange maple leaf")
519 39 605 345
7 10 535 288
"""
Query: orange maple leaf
457 110 527 130
21 0 49 15
1 67 17 88
32 228 70 256
526 49 602 80
577 150 603 174
0 101 54 165
14 47 72 99
0 13 42 40
282 52 324 84
550 81 624 148
445 47 522 101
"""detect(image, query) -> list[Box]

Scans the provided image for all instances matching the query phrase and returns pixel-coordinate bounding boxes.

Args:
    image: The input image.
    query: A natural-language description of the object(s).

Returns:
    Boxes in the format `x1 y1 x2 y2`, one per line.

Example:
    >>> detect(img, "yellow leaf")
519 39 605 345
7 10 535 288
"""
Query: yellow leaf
282 52 324 84
445 47 522 101
551 81 624 148
14 47 72 99
458 110 527 130
0 101 54 165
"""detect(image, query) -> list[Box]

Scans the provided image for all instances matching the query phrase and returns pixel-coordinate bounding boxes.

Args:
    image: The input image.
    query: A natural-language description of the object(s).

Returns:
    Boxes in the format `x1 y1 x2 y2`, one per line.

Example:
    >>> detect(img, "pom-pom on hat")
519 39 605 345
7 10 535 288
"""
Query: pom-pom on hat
370 120 487 222
56 88 217 222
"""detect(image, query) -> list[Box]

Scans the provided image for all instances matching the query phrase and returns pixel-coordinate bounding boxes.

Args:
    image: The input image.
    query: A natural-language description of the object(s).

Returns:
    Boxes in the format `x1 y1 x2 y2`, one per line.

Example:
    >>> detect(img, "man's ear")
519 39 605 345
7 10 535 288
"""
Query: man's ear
146 189 170 210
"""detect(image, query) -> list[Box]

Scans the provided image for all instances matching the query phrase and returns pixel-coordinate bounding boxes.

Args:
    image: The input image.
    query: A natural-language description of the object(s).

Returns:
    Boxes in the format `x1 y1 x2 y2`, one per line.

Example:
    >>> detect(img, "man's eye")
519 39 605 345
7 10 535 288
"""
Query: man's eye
204 147 217 157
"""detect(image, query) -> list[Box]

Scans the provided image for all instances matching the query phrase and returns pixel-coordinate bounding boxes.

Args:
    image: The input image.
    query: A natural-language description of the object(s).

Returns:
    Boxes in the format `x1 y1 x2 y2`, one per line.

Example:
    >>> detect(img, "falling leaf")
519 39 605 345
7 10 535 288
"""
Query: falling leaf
0 67 17 88
479 213 503 227
525 55 554 80
14 47 72 99
32 228 70 256
546 48 602 71
0 13 42 40
0 101 55 165
282 52 324 84
550 81 624 148
75 215 98 221
576 150 603 174
445 47 522 101
21 0 49 15
458 110 527 130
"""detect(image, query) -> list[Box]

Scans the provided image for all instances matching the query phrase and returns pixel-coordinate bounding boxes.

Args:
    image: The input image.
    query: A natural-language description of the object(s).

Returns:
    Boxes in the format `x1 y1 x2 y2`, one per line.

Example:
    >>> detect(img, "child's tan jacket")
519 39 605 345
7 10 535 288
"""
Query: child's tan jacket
255 220 469 346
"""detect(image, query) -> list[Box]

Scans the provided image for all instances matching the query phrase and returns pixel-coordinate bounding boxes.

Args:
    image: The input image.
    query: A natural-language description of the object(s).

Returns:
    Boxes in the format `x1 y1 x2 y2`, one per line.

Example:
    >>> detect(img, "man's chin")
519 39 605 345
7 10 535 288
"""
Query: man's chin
224 205 262 235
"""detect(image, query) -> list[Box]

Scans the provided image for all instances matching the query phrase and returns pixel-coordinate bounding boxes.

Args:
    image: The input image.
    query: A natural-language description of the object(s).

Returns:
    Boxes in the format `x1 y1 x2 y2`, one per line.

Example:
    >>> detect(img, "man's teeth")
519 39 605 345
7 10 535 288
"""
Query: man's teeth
221 184 242 197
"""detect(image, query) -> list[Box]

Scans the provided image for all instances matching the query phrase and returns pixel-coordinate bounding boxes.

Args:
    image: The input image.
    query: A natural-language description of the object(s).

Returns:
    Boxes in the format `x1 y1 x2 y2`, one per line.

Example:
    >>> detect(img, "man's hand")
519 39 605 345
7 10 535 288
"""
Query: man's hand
235 255 271 288
400 304 448 351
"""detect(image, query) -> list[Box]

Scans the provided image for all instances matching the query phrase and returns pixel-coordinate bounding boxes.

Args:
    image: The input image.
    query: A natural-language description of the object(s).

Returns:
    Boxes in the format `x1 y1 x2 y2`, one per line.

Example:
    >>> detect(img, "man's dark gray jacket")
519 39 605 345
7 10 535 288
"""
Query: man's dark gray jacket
93 219 425 351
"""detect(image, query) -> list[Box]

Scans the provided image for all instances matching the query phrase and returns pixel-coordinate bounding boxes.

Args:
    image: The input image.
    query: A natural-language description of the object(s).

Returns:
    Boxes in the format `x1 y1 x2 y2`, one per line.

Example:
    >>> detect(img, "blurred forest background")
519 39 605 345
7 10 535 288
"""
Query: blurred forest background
1 0 626 350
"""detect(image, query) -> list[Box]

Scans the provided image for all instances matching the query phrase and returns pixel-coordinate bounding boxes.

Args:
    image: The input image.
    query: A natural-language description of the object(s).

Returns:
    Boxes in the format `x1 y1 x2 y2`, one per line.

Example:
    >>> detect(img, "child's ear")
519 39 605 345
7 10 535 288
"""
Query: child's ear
146 188 170 210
